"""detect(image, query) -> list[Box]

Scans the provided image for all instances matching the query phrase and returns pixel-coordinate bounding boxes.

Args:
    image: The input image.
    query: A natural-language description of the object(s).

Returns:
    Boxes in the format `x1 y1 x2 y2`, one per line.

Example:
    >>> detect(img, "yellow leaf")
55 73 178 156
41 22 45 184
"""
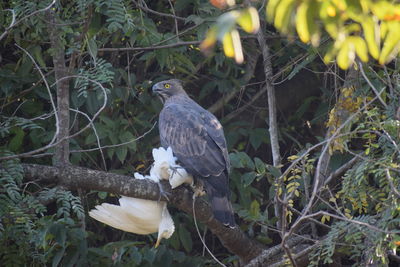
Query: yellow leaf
379 21 400 64
287 155 299 161
337 39 355 69
296 1 311 43
326 5 336 17
200 26 217 54
380 20 389 40
323 43 339 63
274 0 296 33
222 31 235 58
237 7 260 34
361 17 380 59
348 36 368 62
231 29 244 64
266 0 281 23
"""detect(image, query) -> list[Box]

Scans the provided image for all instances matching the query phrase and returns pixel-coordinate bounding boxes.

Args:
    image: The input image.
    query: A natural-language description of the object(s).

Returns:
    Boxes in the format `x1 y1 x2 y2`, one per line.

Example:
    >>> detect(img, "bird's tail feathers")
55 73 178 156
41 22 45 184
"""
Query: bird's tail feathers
204 175 236 228
210 194 236 228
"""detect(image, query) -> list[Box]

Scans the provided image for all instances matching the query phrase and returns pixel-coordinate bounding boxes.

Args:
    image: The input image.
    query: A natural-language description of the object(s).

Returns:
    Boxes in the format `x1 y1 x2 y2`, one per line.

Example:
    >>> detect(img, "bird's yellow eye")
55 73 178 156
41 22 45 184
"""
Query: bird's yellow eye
164 83 171 88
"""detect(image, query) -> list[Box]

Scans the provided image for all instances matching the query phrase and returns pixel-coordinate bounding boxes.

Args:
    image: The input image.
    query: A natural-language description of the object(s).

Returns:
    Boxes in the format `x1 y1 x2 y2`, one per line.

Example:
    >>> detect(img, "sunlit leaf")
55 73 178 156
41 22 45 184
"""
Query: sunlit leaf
337 39 355 69
222 31 234 58
266 0 281 23
274 0 296 33
378 21 400 64
237 7 260 34
348 36 368 62
361 17 380 59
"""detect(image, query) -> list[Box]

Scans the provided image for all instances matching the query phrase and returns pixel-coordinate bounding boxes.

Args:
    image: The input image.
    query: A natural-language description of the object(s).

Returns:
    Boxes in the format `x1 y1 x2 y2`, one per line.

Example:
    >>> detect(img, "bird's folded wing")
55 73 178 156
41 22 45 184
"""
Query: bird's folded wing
159 105 227 177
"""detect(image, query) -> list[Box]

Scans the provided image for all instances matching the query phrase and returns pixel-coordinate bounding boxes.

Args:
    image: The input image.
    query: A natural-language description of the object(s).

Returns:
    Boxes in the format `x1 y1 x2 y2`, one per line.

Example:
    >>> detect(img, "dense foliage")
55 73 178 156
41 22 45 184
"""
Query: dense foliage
1 0 399 266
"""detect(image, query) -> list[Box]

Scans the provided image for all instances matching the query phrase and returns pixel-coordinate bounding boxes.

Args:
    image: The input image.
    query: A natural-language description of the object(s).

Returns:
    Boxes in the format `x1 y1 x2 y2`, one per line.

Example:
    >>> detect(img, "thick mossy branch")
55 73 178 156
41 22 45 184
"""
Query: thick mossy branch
22 163 264 263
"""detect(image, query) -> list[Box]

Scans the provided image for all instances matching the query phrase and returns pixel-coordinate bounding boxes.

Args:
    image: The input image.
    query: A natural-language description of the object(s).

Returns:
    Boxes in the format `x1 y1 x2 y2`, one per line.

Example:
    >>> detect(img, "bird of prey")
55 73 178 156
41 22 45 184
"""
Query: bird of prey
152 79 235 227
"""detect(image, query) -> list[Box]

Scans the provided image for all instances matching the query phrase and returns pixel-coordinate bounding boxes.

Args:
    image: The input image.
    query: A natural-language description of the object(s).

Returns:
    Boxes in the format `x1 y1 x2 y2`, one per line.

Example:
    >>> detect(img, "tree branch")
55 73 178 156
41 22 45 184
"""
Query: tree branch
22 163 264 263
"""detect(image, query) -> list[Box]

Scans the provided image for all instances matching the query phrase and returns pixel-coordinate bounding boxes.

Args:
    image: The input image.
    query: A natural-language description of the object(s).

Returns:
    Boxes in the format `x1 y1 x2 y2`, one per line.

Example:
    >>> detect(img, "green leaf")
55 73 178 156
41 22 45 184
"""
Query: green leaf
179 226 192 252
266 165 282 178
32 46 47 70
143 248 156 263
8 127 25 152
254 157 266 174
116 146 127 163
97 191 108 199
87 37 98 61
52 246 66 267
249 199 260 218
242 171 257 187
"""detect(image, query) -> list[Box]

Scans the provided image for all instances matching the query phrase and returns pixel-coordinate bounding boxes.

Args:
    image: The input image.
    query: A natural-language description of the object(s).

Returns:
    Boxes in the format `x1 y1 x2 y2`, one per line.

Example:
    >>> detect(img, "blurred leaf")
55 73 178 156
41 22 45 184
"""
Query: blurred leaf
274 0 296 34
349 36 368 62
249 199 260 218
266 165 282 178
254 157 266 174
87 37 98 61
178 226 192 253
116 146 127 163
361 17 380 60
8 127 25 152
379 21 400 64
242 171 257 187
236 7 260 34
337 39 354 69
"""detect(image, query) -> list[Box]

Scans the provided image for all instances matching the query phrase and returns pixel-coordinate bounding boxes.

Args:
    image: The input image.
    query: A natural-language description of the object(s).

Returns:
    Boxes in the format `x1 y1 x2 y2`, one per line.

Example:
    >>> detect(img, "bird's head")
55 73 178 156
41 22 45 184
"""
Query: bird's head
155 204 175 248
152 79 186 103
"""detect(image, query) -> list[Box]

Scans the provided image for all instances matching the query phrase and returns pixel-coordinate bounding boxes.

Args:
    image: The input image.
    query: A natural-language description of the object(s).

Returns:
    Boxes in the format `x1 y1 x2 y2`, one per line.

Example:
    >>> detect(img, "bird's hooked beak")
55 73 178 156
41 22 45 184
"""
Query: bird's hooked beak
154 230 165 248
152 82 166 103
152 82 163 95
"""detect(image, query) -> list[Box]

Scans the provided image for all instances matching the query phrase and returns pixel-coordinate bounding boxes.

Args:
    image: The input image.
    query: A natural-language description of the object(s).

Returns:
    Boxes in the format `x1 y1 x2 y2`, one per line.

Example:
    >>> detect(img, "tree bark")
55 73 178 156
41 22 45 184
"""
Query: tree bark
46 10 70 166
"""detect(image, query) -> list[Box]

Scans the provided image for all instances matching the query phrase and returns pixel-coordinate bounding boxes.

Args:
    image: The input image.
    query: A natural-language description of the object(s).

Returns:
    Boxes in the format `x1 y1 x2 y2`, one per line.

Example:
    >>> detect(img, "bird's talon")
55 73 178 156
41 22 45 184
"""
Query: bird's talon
157 182 170 201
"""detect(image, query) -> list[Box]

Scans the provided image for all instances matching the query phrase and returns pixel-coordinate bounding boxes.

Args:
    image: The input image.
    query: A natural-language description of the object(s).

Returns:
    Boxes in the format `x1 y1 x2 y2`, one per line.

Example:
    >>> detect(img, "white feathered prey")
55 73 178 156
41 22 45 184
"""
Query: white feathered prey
89 147 193 246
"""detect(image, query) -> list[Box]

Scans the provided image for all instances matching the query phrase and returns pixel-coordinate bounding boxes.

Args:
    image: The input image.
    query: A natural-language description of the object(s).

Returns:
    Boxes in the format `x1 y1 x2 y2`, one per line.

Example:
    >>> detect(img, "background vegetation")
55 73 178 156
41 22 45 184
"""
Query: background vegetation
1 0 400 266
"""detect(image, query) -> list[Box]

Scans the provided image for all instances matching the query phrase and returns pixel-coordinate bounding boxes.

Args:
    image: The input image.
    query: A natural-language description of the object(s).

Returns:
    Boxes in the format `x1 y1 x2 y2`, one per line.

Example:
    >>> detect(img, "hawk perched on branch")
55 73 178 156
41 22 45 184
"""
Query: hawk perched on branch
152 79 235 227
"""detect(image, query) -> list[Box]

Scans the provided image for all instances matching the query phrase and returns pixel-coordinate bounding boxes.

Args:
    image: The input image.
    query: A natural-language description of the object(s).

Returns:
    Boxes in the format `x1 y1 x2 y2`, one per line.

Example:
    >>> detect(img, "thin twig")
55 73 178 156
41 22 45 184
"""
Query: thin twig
70 121 157 153
15 44 60 148
192 195 227 267
135 0 186 21
359 62 388 108
386 169 400 198
70 108 107 170
167 0 179 41
281 91 387 247
0 75 108 161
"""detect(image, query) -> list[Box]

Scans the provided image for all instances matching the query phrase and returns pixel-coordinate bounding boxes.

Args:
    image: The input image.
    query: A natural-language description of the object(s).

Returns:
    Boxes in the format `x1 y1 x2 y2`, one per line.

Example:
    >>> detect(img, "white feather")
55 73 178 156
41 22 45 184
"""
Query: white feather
168 164 194 189
89 196 173 238
89 146 195 246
